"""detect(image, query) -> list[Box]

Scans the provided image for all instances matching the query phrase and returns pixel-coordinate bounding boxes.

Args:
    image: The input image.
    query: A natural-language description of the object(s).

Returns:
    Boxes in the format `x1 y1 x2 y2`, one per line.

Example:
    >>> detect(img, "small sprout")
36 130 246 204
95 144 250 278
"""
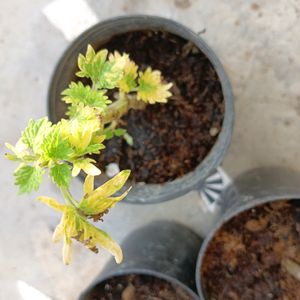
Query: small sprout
123 132 133 146
5 45 172 265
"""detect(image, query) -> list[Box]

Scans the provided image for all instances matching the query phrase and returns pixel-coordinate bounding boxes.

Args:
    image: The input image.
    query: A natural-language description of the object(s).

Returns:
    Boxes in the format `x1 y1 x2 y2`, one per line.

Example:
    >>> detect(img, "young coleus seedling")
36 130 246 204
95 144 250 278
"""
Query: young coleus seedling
5 45 172 265
62 45 173 144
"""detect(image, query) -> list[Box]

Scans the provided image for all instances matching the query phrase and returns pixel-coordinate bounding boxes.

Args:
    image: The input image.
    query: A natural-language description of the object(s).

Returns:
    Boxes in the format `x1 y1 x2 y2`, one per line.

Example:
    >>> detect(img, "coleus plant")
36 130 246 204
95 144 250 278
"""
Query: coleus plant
5 45 172 265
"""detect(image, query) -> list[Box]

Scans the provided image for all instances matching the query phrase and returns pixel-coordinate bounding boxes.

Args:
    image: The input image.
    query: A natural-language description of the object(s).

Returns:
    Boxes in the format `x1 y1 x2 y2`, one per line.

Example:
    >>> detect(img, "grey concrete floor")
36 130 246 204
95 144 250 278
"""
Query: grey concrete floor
0 0 300 299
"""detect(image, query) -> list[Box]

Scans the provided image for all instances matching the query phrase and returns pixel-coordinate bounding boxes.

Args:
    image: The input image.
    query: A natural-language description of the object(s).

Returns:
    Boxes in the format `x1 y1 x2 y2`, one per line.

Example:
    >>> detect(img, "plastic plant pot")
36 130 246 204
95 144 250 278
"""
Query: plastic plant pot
48 15 234 204
79 220 202 299
195 167 300 299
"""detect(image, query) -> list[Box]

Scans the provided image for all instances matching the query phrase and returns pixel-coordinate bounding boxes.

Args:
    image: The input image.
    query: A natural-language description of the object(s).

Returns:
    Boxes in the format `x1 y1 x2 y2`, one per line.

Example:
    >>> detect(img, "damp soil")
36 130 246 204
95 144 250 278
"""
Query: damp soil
84 274 194 300
201 199 300 300
92 30 224 184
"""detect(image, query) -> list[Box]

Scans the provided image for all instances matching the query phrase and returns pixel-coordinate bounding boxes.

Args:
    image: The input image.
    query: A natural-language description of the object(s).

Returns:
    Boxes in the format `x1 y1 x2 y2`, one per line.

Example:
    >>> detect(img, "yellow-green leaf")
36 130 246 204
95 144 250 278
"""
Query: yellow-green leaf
86 44 96 61
109 51 138 93
63 236 72 265
79 187 131 216
52 218 64 243
50 163 72 188
55 206 123 264
76 45 108 85
85 170 130 200
14 165 44 194
5 141 29 159
137 67 172 104
120 62 138 92
83 222 123 264
98 55 126 89
62 82 111 111
72 158 101 177
37 196 66 212
84 175 94 195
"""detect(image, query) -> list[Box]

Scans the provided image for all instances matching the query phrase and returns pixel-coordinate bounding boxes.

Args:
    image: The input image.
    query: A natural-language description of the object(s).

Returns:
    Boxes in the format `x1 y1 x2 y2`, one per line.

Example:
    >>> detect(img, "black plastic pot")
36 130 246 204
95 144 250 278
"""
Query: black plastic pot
48 15 234 204
195 167 300 299
79 221 201 299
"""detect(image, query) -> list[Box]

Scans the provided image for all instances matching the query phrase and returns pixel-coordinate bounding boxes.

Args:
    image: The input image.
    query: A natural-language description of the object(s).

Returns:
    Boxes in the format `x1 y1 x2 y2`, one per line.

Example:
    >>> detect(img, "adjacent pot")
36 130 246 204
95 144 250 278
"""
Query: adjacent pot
48 15 234 203
79 221 201 299
196 167 300 299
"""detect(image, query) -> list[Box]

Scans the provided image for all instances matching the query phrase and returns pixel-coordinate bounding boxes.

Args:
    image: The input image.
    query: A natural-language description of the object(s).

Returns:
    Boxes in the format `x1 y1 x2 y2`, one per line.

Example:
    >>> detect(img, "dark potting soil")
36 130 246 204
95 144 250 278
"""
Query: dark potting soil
85 274 194 300
94 30 224 184
201 199 300 300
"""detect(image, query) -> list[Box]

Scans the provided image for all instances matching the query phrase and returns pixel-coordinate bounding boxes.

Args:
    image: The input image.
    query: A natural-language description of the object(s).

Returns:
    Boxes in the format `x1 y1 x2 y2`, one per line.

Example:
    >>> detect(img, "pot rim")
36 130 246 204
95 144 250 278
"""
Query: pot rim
79 267 199 299
195 194 300 299
48 14 234 203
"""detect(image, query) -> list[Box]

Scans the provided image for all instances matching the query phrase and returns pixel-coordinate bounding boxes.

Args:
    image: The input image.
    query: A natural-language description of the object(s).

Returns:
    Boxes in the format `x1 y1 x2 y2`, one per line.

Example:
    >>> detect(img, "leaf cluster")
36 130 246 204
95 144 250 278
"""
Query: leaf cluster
6 116 104 193
5 44 172 265
39 170 130 264
64 45 172 114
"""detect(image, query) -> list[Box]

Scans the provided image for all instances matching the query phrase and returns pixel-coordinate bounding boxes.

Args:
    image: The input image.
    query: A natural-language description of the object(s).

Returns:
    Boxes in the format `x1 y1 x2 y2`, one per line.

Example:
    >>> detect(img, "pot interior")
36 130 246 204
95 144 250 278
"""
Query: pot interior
80 272 198 300
55 29 225 186
199 198 300 300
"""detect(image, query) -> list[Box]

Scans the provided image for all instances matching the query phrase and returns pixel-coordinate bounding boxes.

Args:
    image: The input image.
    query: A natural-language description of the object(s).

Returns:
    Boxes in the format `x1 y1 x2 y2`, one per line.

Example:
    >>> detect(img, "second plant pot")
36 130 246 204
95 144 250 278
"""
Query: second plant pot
48 15 234 203
196 167 300 299
79 221 201 299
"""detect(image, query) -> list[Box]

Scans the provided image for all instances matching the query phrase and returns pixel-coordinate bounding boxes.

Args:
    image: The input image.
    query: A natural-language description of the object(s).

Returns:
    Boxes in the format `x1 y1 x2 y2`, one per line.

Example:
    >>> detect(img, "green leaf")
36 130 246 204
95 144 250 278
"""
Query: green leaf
104 129 114 140
5 153 20 161
76 46 108 85
59 109 105 152
114 128 126 137
40 127 72 160
50 164 72 188
14 165 44 194
64 105 102 152
119 70 138 93
62 82 111 111
66 103 99 123
137 67 173 104
21 118 52 151
75 143 105 156
97 61 124 89
123 132 133 146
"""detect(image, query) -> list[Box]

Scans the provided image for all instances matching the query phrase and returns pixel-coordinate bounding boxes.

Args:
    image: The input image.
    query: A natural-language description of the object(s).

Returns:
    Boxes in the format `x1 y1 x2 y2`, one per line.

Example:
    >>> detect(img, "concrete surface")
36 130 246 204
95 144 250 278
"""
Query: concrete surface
0 0 300 299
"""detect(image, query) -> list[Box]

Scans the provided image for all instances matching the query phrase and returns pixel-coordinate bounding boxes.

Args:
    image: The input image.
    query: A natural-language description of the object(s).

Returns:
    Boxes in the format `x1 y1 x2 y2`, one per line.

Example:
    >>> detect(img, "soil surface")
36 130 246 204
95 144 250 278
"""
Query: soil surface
84 274 194 300
94 30 224 184
201 199 300 300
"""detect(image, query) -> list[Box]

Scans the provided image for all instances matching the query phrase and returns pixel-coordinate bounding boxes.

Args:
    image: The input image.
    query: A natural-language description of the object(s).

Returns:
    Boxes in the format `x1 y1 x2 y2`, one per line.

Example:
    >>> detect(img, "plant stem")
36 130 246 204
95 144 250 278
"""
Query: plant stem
60 186 79 208
103 92 146 124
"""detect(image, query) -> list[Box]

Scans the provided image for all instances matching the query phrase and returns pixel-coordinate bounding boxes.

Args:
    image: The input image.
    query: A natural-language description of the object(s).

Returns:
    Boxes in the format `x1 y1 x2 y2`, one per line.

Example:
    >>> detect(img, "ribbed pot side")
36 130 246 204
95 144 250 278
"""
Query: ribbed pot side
79 220 202 299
